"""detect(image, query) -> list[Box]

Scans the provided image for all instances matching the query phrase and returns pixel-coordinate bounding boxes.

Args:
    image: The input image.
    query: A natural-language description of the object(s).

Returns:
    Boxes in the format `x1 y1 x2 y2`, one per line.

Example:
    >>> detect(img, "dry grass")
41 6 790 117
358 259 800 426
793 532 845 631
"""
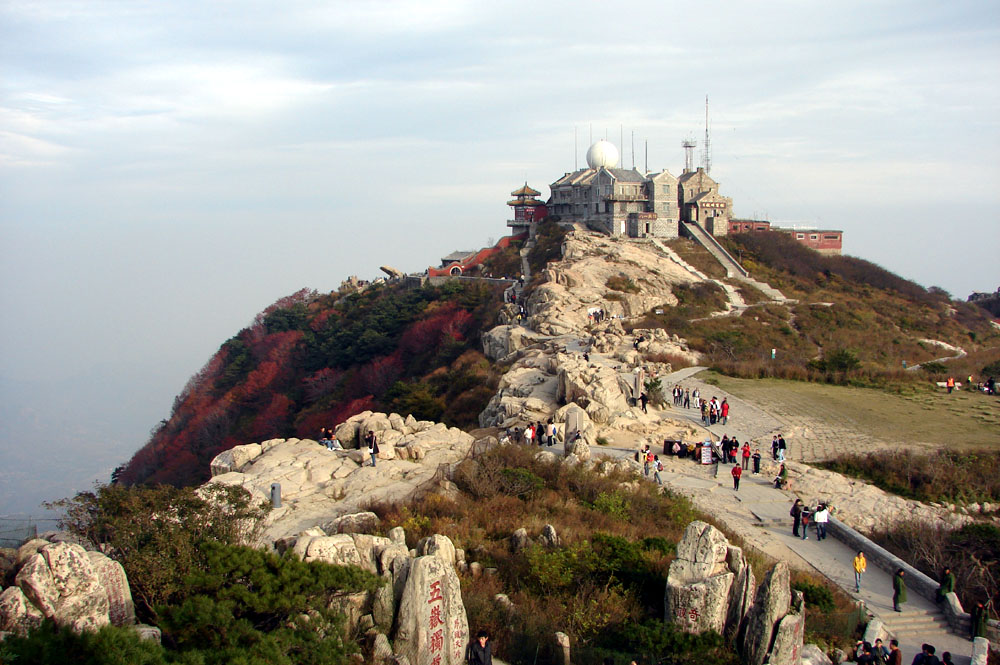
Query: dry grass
366 445 862 660
703 372 1000 450
665 238 728 280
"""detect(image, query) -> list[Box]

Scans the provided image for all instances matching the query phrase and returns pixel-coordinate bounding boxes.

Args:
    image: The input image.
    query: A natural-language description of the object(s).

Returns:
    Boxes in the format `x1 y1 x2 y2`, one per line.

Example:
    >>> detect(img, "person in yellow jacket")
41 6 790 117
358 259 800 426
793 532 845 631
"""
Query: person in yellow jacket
853 550 867 592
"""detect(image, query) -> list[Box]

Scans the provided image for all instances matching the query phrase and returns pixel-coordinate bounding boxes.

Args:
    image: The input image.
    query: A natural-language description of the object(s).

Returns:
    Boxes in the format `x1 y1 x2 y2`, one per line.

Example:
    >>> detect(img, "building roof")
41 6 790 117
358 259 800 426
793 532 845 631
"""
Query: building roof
507 197 545 206
510 183 541 197
441 250 475 262
605 167 646 183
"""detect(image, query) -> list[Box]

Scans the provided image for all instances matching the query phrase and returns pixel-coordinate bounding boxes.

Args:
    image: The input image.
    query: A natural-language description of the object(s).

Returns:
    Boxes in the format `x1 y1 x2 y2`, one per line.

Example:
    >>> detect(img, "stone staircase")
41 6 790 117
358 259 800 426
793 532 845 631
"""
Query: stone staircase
676 223 793 304
883 607 954 639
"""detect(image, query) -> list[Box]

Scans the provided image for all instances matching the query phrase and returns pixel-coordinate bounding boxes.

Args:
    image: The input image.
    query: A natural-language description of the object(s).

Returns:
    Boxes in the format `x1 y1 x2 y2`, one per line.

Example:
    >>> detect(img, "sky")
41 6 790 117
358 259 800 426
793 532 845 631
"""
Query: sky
1 0 998 516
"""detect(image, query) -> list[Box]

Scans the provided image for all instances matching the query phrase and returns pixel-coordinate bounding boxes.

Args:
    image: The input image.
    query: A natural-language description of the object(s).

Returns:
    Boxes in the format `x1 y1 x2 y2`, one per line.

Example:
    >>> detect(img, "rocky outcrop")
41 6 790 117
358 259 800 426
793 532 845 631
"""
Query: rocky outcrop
665 522 802 663
0 541 136 635
285 520 469 665
205 414 476 542
394 555 469 665
741 562 797 665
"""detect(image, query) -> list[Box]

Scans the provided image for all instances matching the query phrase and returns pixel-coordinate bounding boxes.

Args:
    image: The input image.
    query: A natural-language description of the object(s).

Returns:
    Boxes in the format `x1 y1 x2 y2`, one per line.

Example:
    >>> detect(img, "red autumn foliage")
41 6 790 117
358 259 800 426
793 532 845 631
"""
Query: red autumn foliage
303 367 343 403
358 353 404 397
399 306 473 355
251 393 294 440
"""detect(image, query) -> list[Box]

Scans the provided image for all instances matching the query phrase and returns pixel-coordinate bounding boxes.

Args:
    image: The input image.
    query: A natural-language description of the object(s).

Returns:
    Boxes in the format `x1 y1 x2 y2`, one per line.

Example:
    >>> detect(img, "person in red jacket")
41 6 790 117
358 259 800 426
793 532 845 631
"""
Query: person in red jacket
721 398 730 424
741 442 751 470
731 464 742 490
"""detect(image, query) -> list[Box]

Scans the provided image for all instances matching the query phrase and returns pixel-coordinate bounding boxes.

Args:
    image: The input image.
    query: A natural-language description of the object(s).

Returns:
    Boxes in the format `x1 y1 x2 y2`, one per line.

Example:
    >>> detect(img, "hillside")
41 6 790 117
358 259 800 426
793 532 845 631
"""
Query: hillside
117 281 506 487
117 224 1000 489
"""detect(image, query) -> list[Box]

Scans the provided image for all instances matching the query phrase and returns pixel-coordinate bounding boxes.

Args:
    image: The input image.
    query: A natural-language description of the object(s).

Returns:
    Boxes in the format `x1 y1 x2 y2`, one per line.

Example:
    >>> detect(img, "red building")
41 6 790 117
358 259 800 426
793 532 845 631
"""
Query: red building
507 183 547 237
728 218 843 255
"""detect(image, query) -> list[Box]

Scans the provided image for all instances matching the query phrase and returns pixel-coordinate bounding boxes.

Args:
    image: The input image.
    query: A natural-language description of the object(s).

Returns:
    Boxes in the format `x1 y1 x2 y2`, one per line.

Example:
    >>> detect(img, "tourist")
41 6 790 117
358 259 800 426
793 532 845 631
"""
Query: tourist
888 639 902 665
972 601 988 638
813 503 829 541
853 550 867 592
777 434 787 461
752 448 762 475
365 430 379 467
946 376 955 393
327 435 343 451
721 398 730 425
935 566 955 603
892 569 907 612
941 653 954 665
873 638 889 663
855 643 876 664
671 440 682 456
729 437 740 463
731 464 742 491
524 424 534 446
683 389 691 409
741 442 751 470
536 421 545 446
774 463 787 489
319 432 332 448
771 436 779 460
912 644 940 665
547 420 557 447
691 388 700 408
653 455 663 486
640 392 649 414
790 499 804 537
466 630 493 665
800 504 811 540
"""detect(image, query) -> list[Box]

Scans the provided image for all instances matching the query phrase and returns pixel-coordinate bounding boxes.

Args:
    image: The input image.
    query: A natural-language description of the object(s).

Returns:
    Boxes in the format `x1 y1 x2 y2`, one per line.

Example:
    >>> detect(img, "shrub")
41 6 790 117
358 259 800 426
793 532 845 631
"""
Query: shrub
48 483 268 622
591 491 631 521
606 274 641 294
0 621 170 665
792 580 835 612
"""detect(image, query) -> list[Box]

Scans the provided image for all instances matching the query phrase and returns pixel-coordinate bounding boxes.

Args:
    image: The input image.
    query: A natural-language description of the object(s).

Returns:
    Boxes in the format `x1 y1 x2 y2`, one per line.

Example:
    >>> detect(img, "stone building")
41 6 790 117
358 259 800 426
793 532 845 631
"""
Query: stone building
547 140 680 239
678 167 733 237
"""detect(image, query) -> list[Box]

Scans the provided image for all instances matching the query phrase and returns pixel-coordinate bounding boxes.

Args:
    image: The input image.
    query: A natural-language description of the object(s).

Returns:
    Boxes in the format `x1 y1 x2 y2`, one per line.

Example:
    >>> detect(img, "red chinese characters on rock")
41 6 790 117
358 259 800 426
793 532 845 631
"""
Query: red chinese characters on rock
427 578 445 665
673 606 700 626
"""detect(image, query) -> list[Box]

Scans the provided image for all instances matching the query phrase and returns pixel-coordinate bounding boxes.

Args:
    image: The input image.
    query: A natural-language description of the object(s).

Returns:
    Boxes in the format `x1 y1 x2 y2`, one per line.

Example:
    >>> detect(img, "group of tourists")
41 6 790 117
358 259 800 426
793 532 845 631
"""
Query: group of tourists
510 420 558 447
788 499 830 541
851 638 903 665
770 434 787 461
317 427 344 451
638 444 665 485
699 396 729 426
587 308 608 323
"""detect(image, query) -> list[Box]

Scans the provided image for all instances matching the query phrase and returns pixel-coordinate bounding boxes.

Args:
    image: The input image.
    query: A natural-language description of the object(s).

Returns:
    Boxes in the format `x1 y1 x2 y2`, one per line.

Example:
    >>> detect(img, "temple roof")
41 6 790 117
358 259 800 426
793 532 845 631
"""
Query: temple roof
508 197 545 206
510 183 541 197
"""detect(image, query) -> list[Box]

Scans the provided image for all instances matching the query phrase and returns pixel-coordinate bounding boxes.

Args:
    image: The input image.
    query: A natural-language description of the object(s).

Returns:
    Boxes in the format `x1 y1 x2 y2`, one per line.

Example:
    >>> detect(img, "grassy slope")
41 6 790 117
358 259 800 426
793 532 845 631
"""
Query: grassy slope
705 372 1000 449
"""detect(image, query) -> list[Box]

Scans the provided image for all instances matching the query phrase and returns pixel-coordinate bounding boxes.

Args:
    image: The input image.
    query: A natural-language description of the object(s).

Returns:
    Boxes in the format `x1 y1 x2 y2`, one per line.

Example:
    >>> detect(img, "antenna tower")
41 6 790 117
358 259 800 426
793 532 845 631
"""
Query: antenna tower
703 95 712 175
682 138 697 173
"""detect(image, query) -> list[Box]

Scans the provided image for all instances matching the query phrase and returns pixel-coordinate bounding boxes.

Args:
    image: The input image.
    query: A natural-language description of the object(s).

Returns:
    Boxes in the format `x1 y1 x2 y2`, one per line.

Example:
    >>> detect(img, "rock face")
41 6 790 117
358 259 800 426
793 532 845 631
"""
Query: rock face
13 542 111 633
0 586 44 634
394 555 469 665
665 521 801 663
741 562 795 665
204 414 477 542
87 551 135 627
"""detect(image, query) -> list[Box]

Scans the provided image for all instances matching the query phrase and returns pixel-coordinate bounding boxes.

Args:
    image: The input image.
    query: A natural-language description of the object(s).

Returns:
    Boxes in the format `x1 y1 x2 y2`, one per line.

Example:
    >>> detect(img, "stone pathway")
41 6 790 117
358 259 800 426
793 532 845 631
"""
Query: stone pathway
581 437 975 662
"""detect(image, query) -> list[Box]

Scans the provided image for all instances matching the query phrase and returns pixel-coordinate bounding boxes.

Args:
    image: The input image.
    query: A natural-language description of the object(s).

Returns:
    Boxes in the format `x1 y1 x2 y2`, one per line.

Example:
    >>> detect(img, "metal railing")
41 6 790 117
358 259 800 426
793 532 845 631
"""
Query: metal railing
0 517 60 547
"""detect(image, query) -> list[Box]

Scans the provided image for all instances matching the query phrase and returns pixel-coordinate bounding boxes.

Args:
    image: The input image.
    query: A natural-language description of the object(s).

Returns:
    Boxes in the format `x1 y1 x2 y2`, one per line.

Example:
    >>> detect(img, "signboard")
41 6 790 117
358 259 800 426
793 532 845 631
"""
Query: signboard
701 443 713 465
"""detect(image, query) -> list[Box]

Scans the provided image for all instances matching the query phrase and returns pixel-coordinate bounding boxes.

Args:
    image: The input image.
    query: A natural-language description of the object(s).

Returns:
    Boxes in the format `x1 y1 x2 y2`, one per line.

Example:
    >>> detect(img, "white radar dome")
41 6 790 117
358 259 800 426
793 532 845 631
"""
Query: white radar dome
586 140 619 169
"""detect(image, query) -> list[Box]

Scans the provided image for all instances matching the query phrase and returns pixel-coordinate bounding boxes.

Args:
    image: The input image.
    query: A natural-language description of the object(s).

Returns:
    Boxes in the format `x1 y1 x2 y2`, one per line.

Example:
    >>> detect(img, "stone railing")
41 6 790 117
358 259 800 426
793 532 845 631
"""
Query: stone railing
827 516 999 644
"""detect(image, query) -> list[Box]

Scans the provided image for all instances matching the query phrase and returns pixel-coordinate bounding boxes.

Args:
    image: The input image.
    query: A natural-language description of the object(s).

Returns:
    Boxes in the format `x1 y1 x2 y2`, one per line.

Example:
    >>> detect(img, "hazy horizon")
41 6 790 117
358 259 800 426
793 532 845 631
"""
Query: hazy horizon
2 0 998 516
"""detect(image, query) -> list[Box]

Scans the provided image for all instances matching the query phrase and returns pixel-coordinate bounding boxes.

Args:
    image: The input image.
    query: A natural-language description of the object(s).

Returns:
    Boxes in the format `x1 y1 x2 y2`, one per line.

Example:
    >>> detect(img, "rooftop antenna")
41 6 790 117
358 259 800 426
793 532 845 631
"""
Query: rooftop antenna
682 137 697 173
645 139 648 173
631 130 635 170
574 126 578 171
703 95 712 175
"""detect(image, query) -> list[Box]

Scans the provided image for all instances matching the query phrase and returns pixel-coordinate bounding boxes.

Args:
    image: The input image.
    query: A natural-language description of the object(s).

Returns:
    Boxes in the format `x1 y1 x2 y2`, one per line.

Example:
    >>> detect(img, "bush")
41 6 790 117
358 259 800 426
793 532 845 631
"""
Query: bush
591 491 631 521
0 621 170 665
606 274 641 294
48 483 268 622
792 580 835 612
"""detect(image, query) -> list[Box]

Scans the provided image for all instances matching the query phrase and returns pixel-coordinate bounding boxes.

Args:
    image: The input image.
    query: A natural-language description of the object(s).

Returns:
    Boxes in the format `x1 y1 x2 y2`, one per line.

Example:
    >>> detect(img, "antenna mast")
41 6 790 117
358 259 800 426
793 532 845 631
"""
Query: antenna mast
682 137 696 173
574 126 578 171
631 130 635 169
703 95 712 175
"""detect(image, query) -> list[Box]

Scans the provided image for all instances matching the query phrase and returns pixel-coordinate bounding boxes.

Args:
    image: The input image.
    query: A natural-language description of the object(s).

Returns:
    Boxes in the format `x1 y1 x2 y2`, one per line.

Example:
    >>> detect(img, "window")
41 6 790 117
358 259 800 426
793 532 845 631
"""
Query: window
797 233 805 239
824 235 839 240
810 235 818 240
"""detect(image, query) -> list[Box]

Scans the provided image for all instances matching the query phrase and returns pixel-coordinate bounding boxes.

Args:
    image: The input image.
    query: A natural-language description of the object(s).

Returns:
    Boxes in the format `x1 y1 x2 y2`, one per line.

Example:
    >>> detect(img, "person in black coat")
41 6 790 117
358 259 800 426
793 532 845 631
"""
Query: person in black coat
466 630 492 665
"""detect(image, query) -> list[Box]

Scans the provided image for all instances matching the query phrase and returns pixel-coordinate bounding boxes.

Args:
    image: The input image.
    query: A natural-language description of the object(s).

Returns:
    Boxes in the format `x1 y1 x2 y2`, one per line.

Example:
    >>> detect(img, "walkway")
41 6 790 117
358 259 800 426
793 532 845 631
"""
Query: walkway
584 366 975 662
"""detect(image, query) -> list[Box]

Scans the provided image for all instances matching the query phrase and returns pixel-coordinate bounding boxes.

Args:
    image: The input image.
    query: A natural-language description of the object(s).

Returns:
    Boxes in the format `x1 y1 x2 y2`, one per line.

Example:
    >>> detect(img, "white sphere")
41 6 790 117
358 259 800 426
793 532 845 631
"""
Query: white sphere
586 140 619 169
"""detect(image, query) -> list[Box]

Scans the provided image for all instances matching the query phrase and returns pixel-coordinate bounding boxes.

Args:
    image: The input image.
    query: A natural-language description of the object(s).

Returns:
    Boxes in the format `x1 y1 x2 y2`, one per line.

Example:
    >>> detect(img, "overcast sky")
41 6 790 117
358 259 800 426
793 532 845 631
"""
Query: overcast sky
1 0 998 515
